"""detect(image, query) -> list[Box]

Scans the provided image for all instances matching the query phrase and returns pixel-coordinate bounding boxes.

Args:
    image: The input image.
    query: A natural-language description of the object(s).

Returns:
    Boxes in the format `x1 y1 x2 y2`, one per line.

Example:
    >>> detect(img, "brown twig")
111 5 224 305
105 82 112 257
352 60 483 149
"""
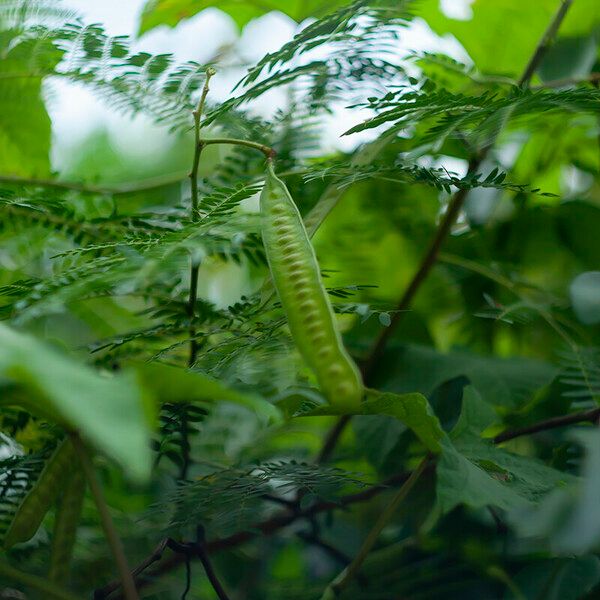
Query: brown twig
493 406 600 444
296 531 353 567
194 529 231 600
518 0 574 87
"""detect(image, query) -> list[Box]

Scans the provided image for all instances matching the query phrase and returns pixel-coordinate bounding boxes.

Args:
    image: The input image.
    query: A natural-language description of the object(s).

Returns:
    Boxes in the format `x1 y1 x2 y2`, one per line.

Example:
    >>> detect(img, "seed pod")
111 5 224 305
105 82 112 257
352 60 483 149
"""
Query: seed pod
4 438 76 549
260 160 363 410
49 465 86 585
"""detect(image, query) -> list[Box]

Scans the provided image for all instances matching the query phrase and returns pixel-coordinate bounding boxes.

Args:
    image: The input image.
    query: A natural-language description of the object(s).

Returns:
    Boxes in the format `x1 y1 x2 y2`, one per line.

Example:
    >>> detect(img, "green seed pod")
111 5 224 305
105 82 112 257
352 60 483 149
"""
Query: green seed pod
49 465 85 585
260 160 363 410
4 438 76 549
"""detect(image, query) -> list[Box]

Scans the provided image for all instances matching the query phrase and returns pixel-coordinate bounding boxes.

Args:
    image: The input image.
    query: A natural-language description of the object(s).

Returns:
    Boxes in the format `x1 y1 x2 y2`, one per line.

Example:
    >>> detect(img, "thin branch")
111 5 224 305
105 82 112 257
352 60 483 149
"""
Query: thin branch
194 529 231 600
0 562 80 600
324 455 430 598
296 531 353 567
0 171 187 195
182 69 216 481
315 0 576 464
201 137 275 159
518 0 574 86
493 407 600 444
72 436 139 600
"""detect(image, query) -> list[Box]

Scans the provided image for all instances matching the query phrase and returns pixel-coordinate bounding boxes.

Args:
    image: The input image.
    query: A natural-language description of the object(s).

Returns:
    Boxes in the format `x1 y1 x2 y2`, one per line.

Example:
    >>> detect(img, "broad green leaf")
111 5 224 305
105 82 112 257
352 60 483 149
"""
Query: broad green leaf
416 0 600 79
139 0 346 33
297 390 445 453
438 423 573 513
455 436 574 503
373 344 557 409
0 324 152 482
570 271 600 325
353 414 407 470
137 362 282 423
437 438 527 513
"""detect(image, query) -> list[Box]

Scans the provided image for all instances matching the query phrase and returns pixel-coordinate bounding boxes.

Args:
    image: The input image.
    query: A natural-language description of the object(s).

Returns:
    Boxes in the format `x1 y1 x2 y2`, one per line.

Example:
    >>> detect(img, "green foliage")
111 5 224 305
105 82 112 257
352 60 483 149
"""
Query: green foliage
415 0 600 78
139 0 349 32
0 324 152 481
0 0 600 598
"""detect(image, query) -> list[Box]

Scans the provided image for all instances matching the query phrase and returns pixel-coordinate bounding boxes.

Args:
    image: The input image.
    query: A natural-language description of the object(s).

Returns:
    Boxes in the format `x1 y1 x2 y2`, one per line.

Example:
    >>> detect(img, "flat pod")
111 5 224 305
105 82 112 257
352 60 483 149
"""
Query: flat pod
49 465 86 584
4 438 76 549
260 161 363 410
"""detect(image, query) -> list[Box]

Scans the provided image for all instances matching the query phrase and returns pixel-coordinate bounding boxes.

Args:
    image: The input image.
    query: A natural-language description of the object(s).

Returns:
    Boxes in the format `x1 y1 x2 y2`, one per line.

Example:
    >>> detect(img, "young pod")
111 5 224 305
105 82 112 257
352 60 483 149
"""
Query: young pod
260 161 363 410
49 465 86 584
4 438 76 549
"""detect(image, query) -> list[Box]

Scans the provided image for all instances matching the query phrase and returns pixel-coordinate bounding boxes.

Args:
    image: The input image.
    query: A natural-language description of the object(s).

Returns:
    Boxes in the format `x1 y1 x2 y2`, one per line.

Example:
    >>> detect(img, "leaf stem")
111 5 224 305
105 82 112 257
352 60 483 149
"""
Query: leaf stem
200 137 275 158
0 562 80 600
71 435 139 600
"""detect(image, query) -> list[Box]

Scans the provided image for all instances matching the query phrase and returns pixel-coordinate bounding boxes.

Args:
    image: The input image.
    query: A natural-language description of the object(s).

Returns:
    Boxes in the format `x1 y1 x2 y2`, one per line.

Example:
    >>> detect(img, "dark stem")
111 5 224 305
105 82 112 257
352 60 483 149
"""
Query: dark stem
315 0 575 464
296 531 353 566
494 406 600 444
194 536 231 600
182 557 192 600
361 183 473 383
518 0 574 86
180 69 215 481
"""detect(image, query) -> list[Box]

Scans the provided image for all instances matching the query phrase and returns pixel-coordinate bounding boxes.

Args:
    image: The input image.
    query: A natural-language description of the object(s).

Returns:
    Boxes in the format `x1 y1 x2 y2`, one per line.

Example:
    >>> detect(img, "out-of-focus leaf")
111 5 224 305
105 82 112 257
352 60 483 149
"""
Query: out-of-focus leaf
511 430 600 554
137 362 282 423
138 0 346 33
372 344 558 409
416 0 600 78
570 271 600 325
450 385 498 439
507 556 600 600
538 35 599 82
0 32 59 176
353 414 407 469
0 324 152 482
